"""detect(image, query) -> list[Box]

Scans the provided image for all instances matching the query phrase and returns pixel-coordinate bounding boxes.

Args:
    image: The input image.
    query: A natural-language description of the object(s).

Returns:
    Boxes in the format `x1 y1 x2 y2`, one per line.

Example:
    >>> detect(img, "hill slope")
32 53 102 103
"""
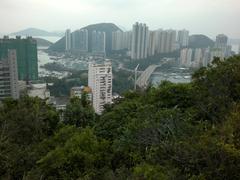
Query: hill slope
48 23 121 54
2 56 240 179
34 38 53 47
189 34 215 48
10 28 63 37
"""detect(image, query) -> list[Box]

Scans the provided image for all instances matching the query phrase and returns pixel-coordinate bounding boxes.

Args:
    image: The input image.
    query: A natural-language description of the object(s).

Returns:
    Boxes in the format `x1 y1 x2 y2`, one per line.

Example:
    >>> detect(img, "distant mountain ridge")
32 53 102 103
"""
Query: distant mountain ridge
229 38 240 44
189 34 215 48
10 28 64 37
48 23 122 54
34 38 53 47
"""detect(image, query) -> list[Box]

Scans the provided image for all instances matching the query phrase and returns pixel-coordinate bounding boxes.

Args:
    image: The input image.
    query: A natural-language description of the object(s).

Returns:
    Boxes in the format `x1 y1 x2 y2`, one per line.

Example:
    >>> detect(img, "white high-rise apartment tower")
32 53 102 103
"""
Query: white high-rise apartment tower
155 29 176 54
92 31 106 55
72 29 88 52
177 30 189 48
88 61 112 114
112 31 132 51
215 34 229 57
180 48 193 67
131 22 149 60
215 34 228 49
112 30 123 51
165 30 177 53
0 50 19 100
202 48 211 67
65 29 71 51
148 31 157 56
193 48 203 68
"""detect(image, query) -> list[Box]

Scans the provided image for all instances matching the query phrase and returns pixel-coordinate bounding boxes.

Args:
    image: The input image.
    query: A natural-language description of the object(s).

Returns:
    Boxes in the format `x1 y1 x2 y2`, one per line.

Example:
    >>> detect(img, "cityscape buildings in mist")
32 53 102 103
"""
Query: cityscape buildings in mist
0 0 240 38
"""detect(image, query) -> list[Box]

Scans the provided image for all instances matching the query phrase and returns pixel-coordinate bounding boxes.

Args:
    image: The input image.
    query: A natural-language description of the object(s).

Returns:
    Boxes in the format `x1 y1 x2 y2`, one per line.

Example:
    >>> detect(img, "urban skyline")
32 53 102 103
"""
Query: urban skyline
1 1 240 179
0 0 240 39
64 21 235 64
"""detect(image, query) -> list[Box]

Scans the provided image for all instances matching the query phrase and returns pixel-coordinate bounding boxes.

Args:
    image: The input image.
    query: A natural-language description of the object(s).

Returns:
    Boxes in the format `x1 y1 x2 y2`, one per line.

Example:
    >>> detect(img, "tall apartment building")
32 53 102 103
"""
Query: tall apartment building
155 29 163 54
192 48 203 68
165 30 177 53
123 31 132 50
92 31 106 55
155 29 176 54
0 50 19 100
202 48 211 67
210 49 225 62
112 30 123 51
214 34 229 57
148 31 157 56
181 48 212 68
177 29 189 48
131 22 149 60
180 48 192 67
215 34 228 49
72 29 88 52
65 29 71 51
112 31 132 51
0 36 38 80
88 61 112 114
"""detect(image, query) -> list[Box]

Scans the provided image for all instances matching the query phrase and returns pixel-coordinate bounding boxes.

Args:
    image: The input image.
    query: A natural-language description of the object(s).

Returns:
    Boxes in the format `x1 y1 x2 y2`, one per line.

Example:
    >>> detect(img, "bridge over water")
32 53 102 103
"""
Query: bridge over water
136 60 170 89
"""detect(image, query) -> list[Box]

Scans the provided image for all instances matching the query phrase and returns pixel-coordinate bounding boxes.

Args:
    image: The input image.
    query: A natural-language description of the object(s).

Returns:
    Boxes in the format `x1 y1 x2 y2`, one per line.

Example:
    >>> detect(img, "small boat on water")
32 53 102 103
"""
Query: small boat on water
174 76 182 79
184 76 191 79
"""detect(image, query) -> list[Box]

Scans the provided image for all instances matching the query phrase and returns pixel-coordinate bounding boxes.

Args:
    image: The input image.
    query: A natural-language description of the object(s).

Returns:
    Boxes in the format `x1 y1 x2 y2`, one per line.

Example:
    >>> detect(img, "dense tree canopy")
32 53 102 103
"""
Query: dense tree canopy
0 97 59 179
64 95 95 128
1 56 240 179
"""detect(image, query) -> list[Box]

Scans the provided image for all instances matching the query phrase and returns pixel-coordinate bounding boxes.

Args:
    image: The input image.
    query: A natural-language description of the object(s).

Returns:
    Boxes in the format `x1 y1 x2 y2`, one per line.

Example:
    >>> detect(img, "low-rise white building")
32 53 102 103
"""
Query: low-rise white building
70 86 92 101
28 83 50 99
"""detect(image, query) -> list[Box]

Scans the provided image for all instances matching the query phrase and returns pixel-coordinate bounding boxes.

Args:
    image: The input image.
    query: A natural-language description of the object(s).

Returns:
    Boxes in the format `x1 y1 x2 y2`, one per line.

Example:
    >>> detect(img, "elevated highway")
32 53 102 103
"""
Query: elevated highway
136 60 170 89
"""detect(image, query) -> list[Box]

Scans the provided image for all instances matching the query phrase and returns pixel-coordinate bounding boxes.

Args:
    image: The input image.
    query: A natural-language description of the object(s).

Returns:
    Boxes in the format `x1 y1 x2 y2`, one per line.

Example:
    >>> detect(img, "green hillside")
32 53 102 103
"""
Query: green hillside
34 38 53 47
1 56 240 179
189 34 215 48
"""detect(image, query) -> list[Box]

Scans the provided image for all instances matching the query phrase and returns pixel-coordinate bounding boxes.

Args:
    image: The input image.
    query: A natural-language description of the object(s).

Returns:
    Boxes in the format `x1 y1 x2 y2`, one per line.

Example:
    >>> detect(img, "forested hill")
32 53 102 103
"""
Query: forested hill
10 28 63 37
34 38 53 47
189 34 215 48
1 56 240 179
48 23 121 53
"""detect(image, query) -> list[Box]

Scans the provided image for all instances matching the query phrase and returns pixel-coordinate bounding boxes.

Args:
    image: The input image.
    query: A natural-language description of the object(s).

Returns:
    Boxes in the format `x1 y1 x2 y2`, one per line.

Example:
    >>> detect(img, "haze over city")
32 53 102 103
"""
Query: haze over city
2 0 240 179
1 0 240 38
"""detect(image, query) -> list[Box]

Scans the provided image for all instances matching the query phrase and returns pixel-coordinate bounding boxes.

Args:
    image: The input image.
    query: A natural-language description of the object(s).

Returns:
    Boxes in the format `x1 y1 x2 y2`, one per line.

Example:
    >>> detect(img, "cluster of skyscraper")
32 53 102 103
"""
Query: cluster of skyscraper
180 48 209 68
111 22 189 60
91 31 106 55
0 36 38 100
112 31 131 51
180 34 231 68
65 29 106 55
72 29 88 52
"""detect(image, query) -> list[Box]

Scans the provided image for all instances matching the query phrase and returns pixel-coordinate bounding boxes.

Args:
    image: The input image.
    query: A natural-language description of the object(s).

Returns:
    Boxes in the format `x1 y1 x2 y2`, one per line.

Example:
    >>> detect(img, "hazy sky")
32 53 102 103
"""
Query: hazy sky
1 0 239 38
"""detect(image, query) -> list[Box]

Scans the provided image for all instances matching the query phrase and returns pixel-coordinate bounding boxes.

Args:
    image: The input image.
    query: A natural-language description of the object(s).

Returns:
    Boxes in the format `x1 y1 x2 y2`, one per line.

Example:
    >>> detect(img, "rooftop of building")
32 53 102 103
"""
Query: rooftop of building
49 96 70 106
89 60 112 67
71 86 92 93
0 36 37 43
